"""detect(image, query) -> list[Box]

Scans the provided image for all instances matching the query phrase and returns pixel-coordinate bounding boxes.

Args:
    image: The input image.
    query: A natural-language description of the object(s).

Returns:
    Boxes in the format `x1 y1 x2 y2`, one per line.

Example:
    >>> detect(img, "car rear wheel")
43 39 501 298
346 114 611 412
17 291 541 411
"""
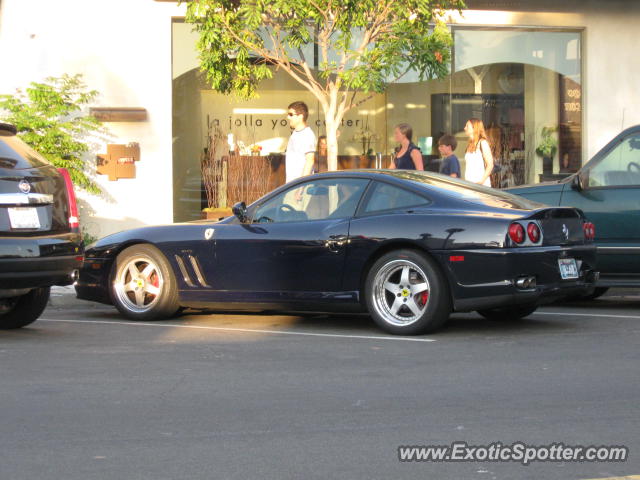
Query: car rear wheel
477 304 538 321
0 287 50 329
111 244 180 321
365 249 451 335
582 287 609 300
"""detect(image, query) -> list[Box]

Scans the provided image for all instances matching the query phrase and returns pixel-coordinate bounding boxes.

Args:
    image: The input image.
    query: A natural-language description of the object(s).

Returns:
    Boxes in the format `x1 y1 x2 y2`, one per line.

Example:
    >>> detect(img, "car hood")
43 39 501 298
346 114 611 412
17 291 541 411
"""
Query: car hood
86 222 218 256
504 179 568 196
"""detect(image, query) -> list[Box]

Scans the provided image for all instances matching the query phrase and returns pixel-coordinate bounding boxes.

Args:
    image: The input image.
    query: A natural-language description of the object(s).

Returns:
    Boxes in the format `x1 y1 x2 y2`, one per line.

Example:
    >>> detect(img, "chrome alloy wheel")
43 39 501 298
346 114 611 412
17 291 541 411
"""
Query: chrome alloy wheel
113 256 164 313
371 259 431 327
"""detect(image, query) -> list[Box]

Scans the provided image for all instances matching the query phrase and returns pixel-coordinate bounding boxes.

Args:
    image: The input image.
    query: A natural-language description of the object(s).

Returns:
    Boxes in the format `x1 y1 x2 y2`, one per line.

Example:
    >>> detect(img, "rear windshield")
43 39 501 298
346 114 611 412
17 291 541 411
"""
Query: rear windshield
0 134 50 169
379 170 544 211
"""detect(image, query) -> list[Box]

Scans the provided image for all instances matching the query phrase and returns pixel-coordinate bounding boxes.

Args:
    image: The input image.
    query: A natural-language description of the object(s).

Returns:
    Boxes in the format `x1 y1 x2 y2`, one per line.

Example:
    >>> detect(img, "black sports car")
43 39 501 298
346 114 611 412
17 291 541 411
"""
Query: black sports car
76 170 598 335
1 123 83 329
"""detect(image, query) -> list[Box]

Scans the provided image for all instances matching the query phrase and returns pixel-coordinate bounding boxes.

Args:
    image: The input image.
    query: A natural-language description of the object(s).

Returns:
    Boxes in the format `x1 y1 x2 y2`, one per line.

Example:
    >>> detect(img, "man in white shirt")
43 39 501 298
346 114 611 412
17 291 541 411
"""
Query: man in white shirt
285 101 316 183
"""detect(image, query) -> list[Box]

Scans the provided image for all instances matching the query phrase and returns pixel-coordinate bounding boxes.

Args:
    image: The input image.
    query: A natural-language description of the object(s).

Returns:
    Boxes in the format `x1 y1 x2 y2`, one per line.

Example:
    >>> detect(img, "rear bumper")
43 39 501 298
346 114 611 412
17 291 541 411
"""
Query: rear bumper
437 245 598 312
0 234 83 289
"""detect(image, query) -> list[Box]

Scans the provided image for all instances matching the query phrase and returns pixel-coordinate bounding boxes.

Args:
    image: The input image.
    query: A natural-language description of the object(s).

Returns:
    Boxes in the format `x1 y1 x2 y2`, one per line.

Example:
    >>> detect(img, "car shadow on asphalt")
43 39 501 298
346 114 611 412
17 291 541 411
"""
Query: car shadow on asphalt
177 309 579 337
39 305 585 338
551 297 640 310
441 315 578 336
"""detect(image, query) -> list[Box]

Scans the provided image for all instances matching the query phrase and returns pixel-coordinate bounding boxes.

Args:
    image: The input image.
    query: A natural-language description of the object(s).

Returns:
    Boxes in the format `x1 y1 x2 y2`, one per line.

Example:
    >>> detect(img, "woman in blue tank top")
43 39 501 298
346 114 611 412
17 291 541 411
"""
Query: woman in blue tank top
389 123 424 170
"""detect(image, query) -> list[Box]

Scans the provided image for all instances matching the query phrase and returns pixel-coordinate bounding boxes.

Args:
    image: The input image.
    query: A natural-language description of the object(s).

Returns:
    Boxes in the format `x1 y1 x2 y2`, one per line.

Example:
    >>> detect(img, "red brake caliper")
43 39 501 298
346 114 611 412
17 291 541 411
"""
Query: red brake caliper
420 291 429 306
149 267 159 294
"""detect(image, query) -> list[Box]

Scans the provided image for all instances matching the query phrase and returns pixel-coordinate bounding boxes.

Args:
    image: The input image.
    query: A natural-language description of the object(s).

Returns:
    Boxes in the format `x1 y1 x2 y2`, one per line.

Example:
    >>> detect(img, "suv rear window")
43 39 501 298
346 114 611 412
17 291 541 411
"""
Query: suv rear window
0 134 50 169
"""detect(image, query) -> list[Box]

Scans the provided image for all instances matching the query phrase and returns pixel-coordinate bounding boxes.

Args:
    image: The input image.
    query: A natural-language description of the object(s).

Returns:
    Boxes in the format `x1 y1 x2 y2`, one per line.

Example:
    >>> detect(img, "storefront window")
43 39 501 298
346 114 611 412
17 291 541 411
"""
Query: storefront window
451 28 582 187
172 22 582 221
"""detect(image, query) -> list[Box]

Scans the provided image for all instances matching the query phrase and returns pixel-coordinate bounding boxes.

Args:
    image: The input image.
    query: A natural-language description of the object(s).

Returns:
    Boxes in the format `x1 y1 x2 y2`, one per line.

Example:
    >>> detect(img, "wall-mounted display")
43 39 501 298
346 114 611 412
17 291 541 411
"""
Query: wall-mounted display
97 143 141 181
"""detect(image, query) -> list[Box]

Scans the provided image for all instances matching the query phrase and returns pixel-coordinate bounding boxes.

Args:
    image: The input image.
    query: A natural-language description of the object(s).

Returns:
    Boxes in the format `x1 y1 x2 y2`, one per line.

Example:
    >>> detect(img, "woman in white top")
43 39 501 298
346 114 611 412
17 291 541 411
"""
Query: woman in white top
463 118 494 187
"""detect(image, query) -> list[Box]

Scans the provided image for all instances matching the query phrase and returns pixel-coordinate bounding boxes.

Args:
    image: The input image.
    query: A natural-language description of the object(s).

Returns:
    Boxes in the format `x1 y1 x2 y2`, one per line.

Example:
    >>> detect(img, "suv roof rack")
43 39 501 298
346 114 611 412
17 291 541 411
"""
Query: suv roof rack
0 123 18 135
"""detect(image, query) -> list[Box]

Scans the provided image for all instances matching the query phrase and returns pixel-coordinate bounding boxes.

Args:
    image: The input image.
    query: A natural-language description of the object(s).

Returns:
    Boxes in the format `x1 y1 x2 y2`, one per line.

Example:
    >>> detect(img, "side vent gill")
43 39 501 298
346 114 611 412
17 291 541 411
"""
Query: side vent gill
174 255 196 287
188 255 211 287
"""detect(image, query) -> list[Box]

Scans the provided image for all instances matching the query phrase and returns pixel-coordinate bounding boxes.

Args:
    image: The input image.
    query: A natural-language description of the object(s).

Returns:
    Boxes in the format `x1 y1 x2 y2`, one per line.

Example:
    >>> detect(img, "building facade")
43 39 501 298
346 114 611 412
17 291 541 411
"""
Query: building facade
1 0 638 235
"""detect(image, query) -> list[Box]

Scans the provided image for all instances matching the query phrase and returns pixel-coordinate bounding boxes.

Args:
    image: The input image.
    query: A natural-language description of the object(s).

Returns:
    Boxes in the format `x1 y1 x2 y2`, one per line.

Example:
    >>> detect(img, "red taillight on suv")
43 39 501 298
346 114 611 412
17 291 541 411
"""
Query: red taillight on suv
527 222 541 243
508 223 525 244
57 168 80 231
583 222 596 240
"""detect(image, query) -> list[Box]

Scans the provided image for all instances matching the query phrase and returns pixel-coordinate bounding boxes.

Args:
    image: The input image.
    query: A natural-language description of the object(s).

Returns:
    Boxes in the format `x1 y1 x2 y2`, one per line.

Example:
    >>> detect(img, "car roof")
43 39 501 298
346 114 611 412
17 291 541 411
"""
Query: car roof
308 169 451 184
291 169 544 212
0 123 18 136
0 125 51 170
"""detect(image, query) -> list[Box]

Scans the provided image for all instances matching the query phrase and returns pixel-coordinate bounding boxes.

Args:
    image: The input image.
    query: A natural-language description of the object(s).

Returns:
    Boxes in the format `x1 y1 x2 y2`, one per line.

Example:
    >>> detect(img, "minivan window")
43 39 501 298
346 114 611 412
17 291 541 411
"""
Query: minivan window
587 133 640 187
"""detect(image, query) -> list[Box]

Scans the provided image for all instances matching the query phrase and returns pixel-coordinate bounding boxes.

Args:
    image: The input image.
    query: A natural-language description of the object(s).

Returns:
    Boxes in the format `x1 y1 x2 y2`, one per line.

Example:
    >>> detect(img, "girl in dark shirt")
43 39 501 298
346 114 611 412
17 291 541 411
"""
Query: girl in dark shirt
389 123 424 170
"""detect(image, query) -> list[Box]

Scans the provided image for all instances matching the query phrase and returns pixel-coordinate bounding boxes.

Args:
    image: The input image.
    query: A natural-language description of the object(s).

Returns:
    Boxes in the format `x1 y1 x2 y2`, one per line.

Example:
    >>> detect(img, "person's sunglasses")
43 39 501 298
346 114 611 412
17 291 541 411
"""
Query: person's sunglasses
287 112 299 117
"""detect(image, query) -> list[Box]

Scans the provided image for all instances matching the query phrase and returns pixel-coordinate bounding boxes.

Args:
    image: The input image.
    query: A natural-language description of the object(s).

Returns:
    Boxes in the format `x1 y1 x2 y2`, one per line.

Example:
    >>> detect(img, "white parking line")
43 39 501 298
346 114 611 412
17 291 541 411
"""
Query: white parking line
536 311 640 320
39 318 436 343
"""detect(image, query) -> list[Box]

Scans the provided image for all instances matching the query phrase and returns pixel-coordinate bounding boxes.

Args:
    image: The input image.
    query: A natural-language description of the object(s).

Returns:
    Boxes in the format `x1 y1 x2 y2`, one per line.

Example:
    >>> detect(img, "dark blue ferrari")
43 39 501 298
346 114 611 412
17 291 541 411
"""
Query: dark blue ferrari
76 170 598 335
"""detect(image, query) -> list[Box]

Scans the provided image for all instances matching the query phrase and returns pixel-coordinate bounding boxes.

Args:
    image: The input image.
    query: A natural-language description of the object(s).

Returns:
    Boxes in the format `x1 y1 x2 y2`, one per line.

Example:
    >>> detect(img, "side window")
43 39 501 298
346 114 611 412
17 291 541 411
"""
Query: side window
588 133 640 187
252 178 369 223
362 182 429 214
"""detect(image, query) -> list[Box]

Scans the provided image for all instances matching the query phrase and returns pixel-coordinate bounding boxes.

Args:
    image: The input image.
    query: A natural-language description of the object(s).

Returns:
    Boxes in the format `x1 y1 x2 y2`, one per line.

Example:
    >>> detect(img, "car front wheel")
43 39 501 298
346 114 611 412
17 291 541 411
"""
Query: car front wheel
365 249 451 335
111 244 180 321
0 287 50 329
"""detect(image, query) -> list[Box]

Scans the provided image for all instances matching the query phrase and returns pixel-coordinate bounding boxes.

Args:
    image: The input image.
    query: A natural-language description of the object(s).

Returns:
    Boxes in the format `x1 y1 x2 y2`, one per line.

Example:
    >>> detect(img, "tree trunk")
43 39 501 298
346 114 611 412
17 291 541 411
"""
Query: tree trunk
325 120 339 172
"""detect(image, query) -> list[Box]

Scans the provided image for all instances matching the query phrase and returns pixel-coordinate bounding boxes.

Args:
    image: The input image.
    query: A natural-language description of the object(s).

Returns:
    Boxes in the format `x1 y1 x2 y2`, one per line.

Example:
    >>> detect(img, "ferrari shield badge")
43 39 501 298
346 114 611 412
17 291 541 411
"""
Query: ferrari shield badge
204 228 215 240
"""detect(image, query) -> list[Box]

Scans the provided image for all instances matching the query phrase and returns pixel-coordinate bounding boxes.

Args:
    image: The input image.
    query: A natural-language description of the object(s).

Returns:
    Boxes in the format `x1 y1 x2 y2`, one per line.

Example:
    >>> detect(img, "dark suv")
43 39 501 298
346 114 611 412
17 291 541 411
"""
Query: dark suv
0 123 83 328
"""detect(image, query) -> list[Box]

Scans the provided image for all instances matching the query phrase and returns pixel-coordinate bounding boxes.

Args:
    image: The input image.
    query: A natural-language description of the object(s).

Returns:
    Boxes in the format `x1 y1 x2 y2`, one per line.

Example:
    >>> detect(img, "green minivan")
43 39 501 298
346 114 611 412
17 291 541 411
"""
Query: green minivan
506 125 640 296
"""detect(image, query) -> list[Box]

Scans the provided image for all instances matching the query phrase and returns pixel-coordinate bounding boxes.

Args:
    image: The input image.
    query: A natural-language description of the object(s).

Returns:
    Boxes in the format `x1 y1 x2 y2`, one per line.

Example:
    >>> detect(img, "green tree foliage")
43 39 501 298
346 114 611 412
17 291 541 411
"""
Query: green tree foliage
185 0 464 170
0 74 102 193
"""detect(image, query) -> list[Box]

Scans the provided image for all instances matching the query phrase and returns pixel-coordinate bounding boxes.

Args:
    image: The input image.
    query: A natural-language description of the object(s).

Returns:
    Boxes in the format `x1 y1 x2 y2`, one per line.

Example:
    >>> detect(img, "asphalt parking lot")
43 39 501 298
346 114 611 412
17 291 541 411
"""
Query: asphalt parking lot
1 291 639 480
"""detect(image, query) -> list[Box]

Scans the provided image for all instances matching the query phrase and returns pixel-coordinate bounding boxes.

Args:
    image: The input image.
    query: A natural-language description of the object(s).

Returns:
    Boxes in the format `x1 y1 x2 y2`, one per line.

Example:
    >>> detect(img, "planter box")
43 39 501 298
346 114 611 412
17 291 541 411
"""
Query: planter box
202 207 233 221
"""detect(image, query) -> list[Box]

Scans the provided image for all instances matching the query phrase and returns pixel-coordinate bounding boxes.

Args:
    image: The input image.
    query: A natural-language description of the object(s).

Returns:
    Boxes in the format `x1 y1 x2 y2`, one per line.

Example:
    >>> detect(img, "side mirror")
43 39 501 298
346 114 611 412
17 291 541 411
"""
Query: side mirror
571 171 587 192
232 201 248 223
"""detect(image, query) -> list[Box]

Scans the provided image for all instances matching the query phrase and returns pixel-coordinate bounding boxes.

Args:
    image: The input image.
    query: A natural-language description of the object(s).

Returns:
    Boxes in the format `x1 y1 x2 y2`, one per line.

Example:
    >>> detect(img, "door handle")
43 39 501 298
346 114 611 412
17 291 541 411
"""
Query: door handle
326 234 348 252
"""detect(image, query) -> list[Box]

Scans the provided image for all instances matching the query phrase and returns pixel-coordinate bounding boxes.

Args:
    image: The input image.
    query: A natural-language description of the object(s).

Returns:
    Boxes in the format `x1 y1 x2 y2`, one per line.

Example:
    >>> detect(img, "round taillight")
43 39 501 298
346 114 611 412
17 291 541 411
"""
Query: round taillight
583 222 596 240
527 222 541 243
508 223 525 244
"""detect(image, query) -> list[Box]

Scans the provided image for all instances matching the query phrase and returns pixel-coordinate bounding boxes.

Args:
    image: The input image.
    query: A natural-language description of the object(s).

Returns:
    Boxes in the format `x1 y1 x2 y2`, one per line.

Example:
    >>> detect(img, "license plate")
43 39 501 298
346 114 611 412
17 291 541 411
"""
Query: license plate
558 258 579 280
8 207 41 229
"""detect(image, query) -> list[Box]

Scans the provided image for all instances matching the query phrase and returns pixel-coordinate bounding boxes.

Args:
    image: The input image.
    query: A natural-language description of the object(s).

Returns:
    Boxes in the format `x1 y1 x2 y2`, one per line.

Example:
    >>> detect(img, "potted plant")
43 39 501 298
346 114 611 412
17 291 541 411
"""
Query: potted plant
351 116 378 168
535 126 558 175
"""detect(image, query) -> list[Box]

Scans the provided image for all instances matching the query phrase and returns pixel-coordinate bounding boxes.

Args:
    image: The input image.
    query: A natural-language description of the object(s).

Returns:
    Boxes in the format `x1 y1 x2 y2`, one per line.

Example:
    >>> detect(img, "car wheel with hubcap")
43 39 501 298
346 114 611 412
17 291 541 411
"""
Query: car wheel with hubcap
365 249 451 335
477 304 538 321
111 244 180 321
0 287 50 329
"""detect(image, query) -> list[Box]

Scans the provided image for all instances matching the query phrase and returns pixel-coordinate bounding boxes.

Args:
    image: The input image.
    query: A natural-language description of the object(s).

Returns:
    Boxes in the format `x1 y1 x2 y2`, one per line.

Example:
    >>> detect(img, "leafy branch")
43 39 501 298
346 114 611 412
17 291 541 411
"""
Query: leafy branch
184 0 464 171
0 74 104 193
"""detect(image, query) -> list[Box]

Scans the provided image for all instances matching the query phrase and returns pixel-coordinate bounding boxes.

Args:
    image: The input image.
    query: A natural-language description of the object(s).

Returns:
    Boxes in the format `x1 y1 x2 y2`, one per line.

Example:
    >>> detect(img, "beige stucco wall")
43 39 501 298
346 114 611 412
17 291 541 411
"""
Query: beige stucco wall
0 0 185 238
